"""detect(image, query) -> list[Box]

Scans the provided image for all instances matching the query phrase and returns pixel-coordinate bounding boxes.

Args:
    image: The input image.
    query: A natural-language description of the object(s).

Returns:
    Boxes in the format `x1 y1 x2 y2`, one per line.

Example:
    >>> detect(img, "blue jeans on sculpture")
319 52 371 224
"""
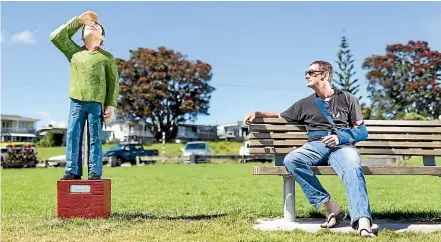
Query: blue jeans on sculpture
65 98 103 177
283 141 372 229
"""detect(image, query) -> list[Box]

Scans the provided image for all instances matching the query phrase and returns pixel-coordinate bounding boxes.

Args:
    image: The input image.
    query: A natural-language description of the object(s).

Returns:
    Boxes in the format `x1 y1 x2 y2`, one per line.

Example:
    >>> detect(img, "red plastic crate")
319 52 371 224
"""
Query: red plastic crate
57 179 111 219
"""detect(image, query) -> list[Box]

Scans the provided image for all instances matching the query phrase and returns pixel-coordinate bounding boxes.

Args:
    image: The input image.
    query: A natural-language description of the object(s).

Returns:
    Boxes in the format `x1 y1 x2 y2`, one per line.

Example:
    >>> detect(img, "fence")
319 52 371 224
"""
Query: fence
105 154 274 166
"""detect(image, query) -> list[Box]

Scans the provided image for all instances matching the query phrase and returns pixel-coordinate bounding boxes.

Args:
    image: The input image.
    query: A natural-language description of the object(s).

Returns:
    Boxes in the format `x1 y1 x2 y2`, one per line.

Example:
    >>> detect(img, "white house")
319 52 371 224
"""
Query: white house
107 121 155 143
175 124 217 142
217 121 248 141
1 114 39 142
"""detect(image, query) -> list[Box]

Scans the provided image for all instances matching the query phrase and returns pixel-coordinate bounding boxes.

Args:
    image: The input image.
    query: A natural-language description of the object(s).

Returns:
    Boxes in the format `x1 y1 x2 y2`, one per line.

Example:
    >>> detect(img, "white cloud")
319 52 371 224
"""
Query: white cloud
0 32 6 43
36 111 50 117
44 121 67 129
10 30 36 44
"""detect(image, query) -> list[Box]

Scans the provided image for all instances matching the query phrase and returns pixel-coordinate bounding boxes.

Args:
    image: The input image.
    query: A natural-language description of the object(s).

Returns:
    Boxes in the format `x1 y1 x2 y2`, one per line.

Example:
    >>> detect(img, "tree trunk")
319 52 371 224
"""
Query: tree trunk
153 124 179 142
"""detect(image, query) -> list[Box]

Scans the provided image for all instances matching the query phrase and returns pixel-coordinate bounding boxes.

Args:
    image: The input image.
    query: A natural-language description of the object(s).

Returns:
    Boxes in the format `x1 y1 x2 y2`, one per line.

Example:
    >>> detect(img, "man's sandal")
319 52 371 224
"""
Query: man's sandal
356 221 377 237
358 228 376 237
320 211 347 228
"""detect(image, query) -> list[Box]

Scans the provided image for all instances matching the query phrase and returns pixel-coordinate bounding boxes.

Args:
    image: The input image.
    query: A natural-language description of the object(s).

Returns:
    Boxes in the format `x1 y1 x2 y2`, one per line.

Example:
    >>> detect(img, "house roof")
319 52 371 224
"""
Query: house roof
179 123 215 127
1 114 39 122
217 121 243 127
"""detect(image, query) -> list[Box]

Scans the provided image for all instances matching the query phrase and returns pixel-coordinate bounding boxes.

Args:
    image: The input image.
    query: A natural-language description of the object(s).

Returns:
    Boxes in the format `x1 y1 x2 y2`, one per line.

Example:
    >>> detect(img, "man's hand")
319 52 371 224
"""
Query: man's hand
322 135 340 147
79 11 99 25
244 111 257 125
104 106 115 123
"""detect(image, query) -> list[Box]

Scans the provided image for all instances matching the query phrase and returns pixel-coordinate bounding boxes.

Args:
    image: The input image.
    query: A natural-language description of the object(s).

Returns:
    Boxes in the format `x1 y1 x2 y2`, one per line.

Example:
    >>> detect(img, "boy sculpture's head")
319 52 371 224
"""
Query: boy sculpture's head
82 20 105 45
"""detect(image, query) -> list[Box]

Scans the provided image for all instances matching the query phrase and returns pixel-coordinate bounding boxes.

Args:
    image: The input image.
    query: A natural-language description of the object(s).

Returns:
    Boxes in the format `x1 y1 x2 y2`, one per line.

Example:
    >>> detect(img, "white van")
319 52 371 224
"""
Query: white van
238 141 272 163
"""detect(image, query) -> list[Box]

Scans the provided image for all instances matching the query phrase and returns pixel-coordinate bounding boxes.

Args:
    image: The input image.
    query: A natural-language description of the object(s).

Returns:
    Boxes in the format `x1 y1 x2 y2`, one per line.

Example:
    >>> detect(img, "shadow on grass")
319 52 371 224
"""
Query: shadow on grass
371 211 441 223
303 210 441 223
111 212 227 221
39 213 227 230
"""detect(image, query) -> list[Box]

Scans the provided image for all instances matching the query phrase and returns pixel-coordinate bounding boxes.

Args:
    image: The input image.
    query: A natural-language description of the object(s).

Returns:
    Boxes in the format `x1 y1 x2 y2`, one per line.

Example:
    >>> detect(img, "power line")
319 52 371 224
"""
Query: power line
3 81 305 91
215 83 305 91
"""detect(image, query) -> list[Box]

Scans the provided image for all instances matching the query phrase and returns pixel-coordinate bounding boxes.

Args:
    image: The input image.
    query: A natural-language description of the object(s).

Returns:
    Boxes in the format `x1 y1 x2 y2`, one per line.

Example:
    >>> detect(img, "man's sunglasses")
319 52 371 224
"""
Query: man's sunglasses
305 70 325 76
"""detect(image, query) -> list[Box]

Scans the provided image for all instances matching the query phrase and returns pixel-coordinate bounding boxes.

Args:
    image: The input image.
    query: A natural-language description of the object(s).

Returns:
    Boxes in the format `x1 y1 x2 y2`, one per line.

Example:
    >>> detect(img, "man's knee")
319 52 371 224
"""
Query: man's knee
283 148 305 168
339 148 363 176
344 147 361 160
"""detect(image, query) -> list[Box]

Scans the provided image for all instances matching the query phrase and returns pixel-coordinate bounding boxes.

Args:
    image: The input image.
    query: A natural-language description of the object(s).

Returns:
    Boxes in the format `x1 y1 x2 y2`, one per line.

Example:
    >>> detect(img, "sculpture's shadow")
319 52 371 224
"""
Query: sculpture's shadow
111 212 227 221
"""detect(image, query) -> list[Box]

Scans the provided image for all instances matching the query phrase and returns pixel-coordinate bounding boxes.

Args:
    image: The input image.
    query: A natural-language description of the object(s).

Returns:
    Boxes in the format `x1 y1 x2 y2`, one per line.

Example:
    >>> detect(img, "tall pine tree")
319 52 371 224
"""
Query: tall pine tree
333 34 371 119
333 35 362 100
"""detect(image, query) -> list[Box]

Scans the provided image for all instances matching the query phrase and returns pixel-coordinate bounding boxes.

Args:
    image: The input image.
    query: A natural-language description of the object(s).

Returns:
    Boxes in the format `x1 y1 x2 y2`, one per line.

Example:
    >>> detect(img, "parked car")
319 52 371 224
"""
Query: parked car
103 142 158 166
181 141 211 163
239 141 272 163
47 154 67 167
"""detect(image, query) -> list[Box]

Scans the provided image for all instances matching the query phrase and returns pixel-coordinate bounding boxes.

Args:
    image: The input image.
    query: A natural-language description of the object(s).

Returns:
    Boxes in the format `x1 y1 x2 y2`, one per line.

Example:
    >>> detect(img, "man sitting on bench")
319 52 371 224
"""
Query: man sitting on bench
244 60 375 237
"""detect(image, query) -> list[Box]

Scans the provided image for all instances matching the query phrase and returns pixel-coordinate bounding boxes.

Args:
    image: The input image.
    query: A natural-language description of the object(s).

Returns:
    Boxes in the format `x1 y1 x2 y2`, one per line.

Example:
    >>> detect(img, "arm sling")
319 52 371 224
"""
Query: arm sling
313 94 368 145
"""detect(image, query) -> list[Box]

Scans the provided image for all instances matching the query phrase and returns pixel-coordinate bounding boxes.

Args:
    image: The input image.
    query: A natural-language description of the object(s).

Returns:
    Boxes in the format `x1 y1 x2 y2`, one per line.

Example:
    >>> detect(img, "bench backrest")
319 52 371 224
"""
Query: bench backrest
248 118 441 157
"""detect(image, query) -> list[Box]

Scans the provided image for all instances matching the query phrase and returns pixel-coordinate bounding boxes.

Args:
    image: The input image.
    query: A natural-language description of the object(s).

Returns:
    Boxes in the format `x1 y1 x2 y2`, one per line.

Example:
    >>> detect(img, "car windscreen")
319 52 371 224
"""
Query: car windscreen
132 145 144 150
185 143 206 150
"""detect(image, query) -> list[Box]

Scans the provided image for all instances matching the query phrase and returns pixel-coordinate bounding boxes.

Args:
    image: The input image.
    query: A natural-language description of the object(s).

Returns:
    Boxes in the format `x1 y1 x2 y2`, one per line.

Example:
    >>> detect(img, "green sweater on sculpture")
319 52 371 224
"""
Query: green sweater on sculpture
50 17 119 107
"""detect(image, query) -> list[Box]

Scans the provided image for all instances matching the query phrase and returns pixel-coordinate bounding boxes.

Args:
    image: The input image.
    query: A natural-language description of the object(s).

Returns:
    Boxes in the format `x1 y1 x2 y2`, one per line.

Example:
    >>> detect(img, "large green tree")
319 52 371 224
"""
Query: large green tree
116 47 215 141
362 41 441 120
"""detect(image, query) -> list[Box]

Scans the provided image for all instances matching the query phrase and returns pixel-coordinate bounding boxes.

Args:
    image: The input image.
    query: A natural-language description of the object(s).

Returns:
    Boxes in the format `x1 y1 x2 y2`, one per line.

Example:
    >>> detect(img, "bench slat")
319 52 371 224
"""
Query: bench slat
251 118 441 127
249 148 441 156
248 133 441 141
252 166 441 175
249 140 441 149
249 124 307 132
249 125 441 134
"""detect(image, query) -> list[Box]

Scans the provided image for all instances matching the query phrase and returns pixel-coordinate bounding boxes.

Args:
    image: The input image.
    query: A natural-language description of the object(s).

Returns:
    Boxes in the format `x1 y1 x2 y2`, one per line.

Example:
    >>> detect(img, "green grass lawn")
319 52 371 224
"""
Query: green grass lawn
2 163 441 241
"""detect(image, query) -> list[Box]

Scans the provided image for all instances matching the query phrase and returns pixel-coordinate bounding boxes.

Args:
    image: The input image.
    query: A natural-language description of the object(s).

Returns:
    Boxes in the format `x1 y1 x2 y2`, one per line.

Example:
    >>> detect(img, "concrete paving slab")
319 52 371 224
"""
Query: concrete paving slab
254 218 441 234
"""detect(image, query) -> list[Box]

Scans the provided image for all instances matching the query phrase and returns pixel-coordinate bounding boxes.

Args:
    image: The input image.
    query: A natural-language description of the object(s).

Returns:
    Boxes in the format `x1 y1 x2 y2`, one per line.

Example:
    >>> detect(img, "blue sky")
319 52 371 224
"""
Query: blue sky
2 1 440 129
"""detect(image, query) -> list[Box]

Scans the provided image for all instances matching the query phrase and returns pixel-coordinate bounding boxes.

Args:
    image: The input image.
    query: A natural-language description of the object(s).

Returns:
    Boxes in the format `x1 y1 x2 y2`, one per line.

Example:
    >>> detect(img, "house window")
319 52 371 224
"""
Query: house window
2 121 12 128
18 121 28 130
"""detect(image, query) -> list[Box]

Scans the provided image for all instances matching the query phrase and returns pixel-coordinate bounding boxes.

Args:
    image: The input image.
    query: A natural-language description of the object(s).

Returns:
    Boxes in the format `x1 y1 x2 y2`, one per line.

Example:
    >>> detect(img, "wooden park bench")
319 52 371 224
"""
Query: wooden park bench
248 118 441 222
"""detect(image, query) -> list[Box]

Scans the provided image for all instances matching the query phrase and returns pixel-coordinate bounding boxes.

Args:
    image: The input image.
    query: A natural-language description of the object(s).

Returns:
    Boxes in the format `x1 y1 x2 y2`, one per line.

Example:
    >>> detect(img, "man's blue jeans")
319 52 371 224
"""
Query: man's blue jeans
283 141 372 229
65 98 103 177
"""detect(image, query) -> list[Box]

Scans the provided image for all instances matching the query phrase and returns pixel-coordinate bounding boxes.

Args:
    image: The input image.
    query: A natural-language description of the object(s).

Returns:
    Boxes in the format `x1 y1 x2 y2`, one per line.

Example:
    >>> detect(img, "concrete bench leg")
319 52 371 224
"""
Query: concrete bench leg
275 155 296 222
283 176 295 222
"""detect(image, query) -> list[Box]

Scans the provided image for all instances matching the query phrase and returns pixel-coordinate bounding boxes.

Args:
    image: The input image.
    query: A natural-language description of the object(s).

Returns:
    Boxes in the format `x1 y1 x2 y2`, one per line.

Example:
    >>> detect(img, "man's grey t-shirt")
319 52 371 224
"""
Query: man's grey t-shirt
280 90 363 132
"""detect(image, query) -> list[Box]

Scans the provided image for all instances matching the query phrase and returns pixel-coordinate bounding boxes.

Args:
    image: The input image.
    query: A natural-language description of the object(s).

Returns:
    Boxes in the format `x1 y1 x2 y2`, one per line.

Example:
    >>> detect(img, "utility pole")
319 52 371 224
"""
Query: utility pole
162 131 165 164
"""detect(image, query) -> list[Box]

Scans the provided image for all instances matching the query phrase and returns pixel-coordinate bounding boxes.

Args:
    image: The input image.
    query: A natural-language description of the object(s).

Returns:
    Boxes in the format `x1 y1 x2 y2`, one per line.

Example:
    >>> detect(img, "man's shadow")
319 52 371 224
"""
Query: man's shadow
111 212 227 221
304 210 441 232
